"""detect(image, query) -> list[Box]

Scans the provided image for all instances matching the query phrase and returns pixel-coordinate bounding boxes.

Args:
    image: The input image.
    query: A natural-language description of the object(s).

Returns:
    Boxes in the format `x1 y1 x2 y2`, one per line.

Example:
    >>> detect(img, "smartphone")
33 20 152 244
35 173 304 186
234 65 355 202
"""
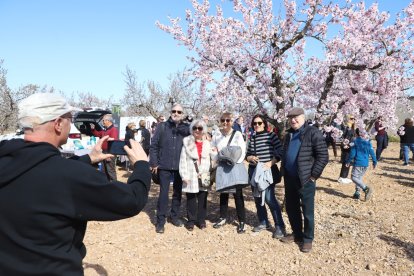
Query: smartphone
107 140 130 155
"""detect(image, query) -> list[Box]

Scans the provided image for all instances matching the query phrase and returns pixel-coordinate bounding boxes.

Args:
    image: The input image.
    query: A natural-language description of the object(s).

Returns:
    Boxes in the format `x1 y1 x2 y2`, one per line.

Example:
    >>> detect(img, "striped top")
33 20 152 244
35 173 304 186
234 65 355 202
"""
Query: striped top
246 131 282 163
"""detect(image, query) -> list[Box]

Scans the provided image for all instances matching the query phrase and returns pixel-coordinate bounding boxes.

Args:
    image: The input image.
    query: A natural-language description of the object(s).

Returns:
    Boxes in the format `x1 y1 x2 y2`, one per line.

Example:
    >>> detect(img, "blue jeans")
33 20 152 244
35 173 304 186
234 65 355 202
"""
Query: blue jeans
248 166 284 228
403 143 414 165
253 184 285 228
376 135 387 160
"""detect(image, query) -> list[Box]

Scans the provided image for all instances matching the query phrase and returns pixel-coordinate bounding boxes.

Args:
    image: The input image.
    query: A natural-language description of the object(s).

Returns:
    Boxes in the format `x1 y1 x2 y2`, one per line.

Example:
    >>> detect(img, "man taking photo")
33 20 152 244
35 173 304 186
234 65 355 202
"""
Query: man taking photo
0 93 151 275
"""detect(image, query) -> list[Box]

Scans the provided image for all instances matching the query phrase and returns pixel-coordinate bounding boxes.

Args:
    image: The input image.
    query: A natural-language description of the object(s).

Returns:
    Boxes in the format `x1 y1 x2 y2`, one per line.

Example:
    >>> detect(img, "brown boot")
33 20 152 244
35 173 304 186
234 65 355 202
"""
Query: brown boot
280 234 302 244
301 242 312 253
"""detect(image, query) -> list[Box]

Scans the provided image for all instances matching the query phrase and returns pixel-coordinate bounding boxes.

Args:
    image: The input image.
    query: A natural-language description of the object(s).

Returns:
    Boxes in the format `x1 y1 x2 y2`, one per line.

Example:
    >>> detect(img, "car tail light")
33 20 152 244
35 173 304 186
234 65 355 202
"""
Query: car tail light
69 133 81 139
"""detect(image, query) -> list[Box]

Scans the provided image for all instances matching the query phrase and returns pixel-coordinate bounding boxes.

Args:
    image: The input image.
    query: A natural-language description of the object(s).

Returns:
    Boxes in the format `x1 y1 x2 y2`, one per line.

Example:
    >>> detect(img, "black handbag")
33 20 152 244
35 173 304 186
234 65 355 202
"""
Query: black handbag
152 170 160 185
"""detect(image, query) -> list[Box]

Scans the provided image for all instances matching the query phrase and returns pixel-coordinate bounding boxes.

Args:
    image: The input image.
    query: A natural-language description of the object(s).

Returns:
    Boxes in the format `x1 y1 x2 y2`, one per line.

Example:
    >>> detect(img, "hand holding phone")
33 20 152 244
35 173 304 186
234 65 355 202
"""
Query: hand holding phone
108 140 130 155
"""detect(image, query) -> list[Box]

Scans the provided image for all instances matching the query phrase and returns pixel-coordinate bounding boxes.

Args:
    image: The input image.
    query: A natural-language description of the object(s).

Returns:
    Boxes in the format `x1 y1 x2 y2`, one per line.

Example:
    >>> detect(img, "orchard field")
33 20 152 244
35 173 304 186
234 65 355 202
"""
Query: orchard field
83 142 413 275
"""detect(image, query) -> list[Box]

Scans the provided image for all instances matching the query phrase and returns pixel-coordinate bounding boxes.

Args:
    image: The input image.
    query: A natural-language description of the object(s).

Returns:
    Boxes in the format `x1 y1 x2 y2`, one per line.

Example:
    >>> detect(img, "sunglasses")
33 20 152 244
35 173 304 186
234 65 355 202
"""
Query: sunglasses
350 118 355 120
171 110 183 114
220 118 231 123
192 126 203 132
253 121 263 126
60 114 75 123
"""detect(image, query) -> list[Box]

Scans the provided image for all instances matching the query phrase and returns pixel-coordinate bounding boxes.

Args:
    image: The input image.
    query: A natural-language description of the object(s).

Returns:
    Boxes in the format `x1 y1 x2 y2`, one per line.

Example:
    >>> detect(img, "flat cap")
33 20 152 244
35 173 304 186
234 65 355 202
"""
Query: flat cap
287 107 305 117
18 93 80 128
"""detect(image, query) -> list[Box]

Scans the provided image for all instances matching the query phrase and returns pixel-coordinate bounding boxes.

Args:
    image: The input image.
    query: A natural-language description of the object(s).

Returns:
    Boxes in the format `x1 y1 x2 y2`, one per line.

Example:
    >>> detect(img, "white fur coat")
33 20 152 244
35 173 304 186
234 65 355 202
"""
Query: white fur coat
179 136 213 193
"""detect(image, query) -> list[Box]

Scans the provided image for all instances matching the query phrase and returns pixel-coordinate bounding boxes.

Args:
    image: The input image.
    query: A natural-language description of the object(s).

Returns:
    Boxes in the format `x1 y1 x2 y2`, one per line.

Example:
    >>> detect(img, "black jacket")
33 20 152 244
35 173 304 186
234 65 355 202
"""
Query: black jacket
0 139 151 276
281 124 329 186
149 118 190 170
138 126 151 153
125 128 136 141
399 125 414 144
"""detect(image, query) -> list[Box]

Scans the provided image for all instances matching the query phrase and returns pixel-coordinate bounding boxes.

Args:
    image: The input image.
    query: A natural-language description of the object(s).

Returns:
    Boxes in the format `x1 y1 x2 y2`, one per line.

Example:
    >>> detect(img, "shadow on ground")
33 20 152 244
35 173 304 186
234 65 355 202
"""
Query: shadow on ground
378 234 414 262
140 183 271 230
316 186 350 199
83 262 108 276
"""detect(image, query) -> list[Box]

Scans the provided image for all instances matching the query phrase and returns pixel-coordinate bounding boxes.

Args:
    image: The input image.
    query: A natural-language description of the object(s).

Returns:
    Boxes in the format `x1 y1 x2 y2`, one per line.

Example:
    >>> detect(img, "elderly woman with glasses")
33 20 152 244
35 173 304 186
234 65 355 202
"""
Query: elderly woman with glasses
246 114 286 238
211 112 248 233
179 119 213 231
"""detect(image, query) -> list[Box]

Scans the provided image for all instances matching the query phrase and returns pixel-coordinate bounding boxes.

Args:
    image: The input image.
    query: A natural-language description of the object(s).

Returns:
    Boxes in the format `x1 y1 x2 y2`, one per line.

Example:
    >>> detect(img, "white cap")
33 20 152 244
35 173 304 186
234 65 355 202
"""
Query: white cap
18 93 80 128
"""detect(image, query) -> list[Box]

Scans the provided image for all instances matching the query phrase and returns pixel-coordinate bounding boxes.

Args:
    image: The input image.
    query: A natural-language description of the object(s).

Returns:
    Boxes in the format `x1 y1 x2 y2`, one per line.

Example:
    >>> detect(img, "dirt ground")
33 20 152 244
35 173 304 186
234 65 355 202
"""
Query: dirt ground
83 142 414 275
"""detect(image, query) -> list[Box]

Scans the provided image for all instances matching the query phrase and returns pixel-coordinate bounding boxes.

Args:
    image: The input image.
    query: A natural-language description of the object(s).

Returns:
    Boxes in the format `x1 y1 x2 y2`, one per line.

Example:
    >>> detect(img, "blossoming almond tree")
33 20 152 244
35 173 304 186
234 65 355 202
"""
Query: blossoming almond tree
157 0 414 134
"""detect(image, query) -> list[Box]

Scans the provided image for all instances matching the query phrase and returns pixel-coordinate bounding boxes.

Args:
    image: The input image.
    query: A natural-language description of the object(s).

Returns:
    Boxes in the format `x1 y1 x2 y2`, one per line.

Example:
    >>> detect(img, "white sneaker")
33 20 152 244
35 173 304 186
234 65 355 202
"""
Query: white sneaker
338 177 352 184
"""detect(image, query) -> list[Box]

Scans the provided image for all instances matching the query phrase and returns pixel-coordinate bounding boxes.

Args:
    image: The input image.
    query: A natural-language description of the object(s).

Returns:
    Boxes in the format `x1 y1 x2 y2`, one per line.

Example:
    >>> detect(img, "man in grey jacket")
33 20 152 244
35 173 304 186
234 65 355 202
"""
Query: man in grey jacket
280 107 329 253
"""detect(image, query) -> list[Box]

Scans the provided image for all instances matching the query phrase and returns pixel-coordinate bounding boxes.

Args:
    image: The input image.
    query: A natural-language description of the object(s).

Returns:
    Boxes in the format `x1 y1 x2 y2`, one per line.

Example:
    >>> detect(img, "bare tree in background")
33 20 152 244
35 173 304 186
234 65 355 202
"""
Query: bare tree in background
0 61 53 133
69 91 113 111
122 66 222 119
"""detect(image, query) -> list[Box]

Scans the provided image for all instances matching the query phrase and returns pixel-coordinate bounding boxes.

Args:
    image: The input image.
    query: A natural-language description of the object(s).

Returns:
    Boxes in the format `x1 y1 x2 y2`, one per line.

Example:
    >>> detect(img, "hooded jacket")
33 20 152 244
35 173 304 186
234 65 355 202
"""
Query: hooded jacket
346 137 377 167
0 139 151 275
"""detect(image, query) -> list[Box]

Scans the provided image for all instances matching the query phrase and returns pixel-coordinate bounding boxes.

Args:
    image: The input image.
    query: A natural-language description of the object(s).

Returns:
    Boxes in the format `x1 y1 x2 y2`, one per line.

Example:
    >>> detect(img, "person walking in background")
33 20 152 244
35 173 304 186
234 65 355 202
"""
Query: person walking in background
280 107 329 253
150 104 190 234
233 115 246 140
346 128 376 201
337 115 356 184
374 116 388 161
91 113 119 181
397 118 414 166
0 93 151 275
125 122 137 142
179 119 213 231
246 114 286 239
212 112 248 233
323 123 338 161
137 119 151 155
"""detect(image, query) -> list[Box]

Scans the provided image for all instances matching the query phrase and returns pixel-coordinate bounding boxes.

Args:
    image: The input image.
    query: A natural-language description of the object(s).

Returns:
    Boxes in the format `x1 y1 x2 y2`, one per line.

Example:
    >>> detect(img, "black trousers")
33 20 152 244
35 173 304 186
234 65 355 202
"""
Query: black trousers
284 173 316 243
339 149 351 178
219 187 246 222
156 169 183 225
186 191 208 225
103 156 117 181
326 139 338 157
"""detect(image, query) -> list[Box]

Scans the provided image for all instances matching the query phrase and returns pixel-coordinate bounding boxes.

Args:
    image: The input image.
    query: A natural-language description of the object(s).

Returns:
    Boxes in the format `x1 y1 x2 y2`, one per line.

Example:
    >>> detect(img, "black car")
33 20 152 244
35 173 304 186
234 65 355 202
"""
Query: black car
73 110 112 136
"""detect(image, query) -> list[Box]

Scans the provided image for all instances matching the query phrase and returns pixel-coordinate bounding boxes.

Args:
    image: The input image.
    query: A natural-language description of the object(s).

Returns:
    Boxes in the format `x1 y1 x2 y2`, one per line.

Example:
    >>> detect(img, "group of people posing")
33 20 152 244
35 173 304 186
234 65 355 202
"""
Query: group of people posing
149 104 329 254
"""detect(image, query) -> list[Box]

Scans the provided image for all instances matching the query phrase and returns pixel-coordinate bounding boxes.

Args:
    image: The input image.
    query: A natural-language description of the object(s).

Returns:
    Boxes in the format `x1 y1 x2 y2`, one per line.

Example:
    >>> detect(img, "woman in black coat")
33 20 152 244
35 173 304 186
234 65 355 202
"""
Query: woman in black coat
125 122 137 142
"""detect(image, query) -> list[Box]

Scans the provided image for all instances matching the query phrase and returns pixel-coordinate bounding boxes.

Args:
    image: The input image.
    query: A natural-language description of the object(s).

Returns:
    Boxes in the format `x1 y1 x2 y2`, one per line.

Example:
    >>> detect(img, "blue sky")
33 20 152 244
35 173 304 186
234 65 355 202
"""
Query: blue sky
0 0 411 101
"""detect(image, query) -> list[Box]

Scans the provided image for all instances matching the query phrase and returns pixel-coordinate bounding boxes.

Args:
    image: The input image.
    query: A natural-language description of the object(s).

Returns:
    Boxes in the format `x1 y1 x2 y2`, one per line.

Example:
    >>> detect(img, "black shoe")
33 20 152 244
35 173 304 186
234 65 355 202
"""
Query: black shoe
168 217 184 227
196 222 207 230
213 218 226 229
237 222 246 234
185 223 194 231
155 224 165 234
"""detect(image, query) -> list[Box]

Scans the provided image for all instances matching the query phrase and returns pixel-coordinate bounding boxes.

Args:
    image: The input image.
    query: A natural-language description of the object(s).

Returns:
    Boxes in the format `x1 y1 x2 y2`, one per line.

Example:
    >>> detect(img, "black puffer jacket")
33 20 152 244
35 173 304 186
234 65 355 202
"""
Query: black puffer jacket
281 124 329 186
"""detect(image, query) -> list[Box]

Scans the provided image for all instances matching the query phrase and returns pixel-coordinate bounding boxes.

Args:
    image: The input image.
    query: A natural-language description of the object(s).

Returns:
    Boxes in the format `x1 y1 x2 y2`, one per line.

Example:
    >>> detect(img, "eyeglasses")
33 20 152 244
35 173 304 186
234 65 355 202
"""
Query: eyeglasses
350 118 355 120
253 121 263 126
60 114 74 123
192 126 203 132
171 110 183 114
220 118 231 123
